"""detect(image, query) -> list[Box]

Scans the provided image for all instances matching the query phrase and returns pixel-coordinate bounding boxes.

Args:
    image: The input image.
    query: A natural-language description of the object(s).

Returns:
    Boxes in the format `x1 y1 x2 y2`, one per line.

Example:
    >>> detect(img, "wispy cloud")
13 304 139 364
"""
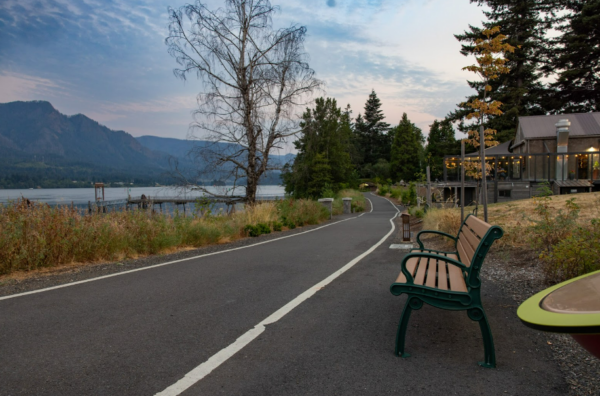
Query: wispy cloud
0 72 70 102
0 0 486 139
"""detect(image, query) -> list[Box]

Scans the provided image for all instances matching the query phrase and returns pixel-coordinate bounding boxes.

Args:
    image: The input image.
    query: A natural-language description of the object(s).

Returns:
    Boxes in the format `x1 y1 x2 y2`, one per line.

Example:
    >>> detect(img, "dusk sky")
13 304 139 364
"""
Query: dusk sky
0 0 488 149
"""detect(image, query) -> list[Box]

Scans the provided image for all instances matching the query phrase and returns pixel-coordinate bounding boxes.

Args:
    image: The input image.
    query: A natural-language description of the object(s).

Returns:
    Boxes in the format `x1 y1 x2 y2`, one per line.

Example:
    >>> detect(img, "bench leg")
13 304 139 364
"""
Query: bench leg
468 308 496 368
395 297 422 358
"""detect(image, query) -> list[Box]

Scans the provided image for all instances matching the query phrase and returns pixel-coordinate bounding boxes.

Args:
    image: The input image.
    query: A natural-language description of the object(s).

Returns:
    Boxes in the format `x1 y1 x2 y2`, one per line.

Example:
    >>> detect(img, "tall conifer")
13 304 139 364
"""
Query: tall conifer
547 0 600 112
390 113 424 182
353 90 391 168
426 120 460 180
447 0 557 143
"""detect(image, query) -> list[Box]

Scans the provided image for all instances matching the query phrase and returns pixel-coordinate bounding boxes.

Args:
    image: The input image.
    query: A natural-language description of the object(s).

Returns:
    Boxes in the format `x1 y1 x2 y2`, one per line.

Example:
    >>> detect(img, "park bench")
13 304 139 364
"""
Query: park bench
390 214 504 368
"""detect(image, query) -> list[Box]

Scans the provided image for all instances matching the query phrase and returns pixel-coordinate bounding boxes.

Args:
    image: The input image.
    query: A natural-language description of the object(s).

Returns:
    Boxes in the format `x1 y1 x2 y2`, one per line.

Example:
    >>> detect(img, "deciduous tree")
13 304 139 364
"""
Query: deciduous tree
166 0 321 203
462 26 514 220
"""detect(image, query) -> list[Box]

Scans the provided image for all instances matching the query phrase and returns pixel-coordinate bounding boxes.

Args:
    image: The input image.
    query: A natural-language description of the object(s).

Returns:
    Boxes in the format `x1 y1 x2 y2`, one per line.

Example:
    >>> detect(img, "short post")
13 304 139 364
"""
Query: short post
318 198 334 219
342 197 352 214
426 166 432 208
401 213 411 242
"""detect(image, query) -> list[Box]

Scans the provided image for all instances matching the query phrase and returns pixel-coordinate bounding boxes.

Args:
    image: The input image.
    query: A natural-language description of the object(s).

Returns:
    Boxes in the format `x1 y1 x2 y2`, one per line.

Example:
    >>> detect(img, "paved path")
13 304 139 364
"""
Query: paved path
0 194 567 395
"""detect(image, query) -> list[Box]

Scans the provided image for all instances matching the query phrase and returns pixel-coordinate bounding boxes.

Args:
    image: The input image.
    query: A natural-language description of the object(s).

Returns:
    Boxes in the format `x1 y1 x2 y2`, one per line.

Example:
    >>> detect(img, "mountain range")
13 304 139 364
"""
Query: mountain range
0 101 293 188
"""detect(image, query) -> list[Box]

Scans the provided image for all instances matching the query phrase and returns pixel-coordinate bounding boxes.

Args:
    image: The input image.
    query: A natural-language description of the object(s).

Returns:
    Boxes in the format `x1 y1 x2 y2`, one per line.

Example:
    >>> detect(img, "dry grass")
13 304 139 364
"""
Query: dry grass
0 198 329 276
422 192 600 249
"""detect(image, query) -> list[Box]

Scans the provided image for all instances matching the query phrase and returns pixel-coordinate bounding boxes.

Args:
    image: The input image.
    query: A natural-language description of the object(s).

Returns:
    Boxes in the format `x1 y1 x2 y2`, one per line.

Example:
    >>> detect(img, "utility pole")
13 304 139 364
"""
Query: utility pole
461 139 465 222
480 125 488 221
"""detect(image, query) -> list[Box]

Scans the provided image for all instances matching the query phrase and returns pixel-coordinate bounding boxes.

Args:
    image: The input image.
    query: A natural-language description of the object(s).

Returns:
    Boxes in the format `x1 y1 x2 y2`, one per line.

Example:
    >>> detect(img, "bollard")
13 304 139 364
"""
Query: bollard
342 197 352 214
401 213 411 242
318 198 334 219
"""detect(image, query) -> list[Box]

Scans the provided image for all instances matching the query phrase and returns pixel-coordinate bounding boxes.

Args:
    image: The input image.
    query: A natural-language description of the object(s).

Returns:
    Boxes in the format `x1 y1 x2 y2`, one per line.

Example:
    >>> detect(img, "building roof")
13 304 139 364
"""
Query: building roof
519 112 600 139
466 140 512 157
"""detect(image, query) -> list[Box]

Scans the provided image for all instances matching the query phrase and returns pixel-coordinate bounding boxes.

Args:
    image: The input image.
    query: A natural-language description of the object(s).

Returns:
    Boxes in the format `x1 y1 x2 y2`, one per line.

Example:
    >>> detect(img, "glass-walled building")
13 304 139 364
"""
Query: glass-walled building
441 113 600 204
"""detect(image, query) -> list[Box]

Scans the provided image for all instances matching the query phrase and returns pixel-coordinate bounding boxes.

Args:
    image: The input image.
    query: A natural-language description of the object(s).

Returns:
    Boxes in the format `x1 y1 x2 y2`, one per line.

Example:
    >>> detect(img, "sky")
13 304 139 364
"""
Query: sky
0 0 488 149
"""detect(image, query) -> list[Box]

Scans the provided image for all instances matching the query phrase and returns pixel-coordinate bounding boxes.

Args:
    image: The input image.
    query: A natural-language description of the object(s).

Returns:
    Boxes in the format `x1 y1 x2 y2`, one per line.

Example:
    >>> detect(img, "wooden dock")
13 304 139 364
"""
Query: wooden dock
88 195 284 214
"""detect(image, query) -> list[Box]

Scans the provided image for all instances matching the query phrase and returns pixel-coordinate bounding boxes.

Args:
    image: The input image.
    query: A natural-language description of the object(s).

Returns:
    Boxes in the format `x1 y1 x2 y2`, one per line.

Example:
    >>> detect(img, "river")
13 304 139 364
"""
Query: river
0 185 286 205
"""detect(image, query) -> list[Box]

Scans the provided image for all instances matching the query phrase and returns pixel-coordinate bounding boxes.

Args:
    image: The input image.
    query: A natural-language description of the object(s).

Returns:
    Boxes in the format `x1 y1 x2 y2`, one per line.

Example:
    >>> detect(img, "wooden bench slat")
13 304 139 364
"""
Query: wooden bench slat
461 225 482 254
442 252 458 261
437 260 448 290
395 256 421 284
457 239 472 267
413 257 428 285
465 215 492 238
412 249 458 262
425 257 438 288
447 264 467 292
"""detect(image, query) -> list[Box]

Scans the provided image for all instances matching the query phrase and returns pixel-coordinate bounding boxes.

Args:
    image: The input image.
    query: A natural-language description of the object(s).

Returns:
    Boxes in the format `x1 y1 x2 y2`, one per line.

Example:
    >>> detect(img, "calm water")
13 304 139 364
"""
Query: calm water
0 185 286 205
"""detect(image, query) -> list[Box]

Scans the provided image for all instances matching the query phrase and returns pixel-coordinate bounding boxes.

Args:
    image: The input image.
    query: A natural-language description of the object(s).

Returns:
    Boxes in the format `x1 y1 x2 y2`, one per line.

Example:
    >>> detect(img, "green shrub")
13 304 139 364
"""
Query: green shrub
272 221 282 232
257 223 271 235
528 197 579 253
244 224 261 237
390 187 402 199
540 219 600 283
321 184 335 199
378 185 390 196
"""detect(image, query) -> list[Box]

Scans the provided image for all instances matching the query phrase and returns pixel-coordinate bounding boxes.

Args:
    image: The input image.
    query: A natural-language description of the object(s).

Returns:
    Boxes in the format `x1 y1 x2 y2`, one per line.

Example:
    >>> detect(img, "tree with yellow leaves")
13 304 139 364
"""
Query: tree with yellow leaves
462 26 515 221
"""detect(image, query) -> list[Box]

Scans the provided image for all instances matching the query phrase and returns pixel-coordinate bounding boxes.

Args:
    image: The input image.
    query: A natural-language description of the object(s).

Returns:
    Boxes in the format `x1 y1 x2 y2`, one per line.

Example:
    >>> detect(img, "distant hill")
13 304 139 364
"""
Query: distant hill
0 101 294 188
135 135 295 167
0 101 164 170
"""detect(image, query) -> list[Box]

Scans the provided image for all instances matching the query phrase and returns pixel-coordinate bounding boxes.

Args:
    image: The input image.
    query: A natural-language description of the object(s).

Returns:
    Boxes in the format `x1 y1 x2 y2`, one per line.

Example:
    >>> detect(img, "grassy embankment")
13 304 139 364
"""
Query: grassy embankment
421 192 600 283
0 190 366 277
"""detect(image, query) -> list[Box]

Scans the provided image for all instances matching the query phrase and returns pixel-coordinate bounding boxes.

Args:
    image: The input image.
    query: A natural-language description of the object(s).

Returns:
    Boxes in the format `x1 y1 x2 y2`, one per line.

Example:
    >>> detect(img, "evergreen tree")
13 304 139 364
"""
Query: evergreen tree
352 113 367 168
547 0 600 112
283 98 354 198
306 153 332 198
447 0 558 143
390 113 424 182
426 120 461 180
353 90 391 170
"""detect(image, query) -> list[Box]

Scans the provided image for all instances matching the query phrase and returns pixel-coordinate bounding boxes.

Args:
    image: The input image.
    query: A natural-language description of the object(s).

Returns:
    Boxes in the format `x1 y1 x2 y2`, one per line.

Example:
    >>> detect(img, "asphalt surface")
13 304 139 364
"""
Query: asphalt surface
0 194 567 395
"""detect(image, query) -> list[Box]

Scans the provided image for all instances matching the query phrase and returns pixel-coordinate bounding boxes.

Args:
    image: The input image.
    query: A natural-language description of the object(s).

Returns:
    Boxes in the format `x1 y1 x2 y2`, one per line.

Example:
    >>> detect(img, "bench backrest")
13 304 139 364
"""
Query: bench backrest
456 214 504 289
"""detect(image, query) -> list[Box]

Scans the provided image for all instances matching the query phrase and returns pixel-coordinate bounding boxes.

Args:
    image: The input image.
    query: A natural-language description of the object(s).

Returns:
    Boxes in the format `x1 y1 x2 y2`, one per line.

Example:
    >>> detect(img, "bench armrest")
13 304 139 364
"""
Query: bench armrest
415 230 457 250
400 252 468 284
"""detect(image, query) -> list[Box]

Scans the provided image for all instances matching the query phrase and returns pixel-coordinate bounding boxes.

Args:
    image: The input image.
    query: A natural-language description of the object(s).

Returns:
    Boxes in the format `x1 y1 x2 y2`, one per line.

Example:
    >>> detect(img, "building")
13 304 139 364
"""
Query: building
442 112 600 204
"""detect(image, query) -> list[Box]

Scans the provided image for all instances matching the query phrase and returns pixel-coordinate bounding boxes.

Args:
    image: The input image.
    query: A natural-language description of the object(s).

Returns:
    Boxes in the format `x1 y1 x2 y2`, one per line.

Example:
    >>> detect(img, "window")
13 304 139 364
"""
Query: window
499 190 511 197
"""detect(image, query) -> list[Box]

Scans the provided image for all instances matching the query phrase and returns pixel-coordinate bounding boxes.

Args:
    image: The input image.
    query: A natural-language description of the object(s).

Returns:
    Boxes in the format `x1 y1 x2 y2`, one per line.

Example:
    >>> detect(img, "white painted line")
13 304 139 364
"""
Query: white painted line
366 197 373 213
155 198 400 396
0 215 360 302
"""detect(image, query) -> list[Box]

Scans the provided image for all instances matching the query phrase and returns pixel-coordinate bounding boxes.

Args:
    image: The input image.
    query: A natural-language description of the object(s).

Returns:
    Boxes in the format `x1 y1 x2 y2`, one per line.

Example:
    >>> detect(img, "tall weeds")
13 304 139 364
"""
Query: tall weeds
0 198 330 276
420 194 600 283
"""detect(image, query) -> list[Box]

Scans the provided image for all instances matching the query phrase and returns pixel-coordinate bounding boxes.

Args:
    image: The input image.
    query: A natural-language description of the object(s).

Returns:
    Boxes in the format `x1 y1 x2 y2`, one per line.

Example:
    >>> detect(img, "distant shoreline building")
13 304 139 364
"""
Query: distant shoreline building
441 112 600 204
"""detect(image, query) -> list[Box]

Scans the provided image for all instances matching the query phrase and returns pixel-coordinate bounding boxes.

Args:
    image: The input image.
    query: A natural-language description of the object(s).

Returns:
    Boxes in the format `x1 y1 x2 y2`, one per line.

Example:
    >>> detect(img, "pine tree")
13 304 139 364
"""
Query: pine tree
283 98 354 198
548 0 600 112
426 120 461 180
390 113 424 182
447 0 558 143
353 90 391 168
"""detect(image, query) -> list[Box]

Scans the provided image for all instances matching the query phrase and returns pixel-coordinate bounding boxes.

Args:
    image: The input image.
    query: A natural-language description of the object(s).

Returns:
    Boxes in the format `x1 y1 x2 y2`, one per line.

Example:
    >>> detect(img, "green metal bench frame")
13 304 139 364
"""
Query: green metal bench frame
390 214 504 368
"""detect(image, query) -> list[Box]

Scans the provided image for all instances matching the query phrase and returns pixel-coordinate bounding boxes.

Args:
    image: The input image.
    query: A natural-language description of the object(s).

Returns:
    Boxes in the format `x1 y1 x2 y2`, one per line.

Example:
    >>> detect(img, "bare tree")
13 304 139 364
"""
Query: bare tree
166 0 322 204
